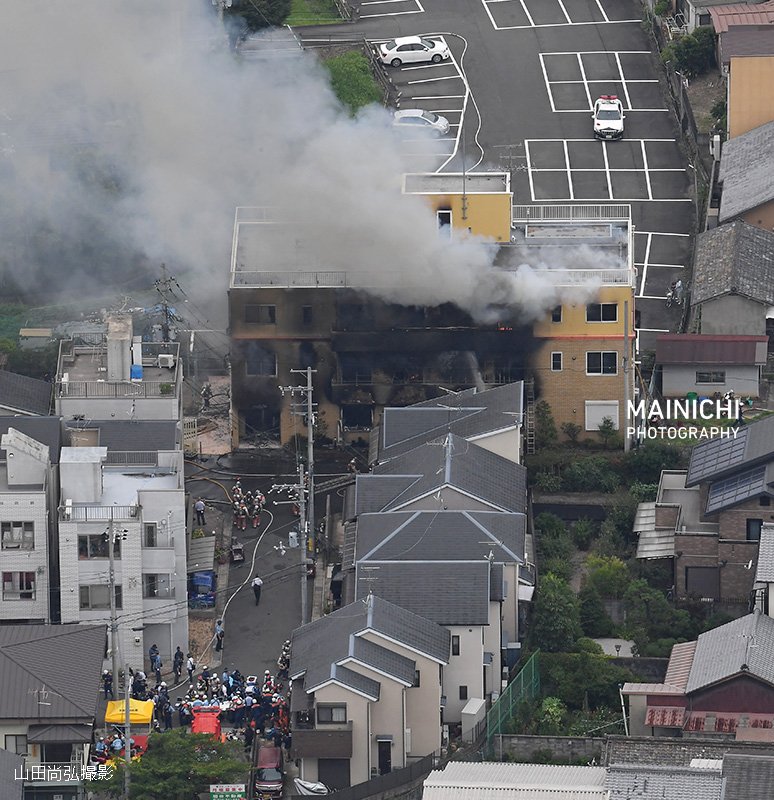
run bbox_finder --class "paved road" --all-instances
[293,0,694,351]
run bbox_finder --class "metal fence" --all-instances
[513,204,631,222]
[485,652,541,747]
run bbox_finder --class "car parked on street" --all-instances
[592,95,625,139]
[393,109,451,136]
[379,36,450,68]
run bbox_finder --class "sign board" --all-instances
[210,784,246,800]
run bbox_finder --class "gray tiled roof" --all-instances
[372,383,523,464]
[755,525,774,582]
[66,419,178,451]
[354,475,419,516]
[0,624,106,720]
[355,561,491,625]
[351,637,416,685]
[720,24,774,66]
[0,748,23,800]
[372,434,527,513]
[0,371,52,416]
[719,119,774,222]
[723,753,774,800]
[691,221,774,305]
[290,596,449,694]
[606,764,724,800]
[330,665,380,700]
[355,511,526,564]
[704,462,774,513]
[685,612,774,693]
[686,415,774,486]
[0,416,63,463]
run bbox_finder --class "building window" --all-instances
[747,519,763,542]
[2,571,35,600]
[761,497,771,507]
[79,584,122,610]
[451,635,460,656]
[302,305,313,326]
[78,533,120,559]
[317,704,347,724]
[244,304,276,324]
[698,12,711,25]
[413,670,421,687]
[551,306,562,323]
[341,404,372,431]
[437,210,452,238]
[550,352,562,372]
[586,303,618,322]
[5,735,27,756]
[142,574,171,598]
[696,371,725,384]
[245,347,277,377]
[586,351,618,375]
[1,521,34,550]
[144,523,157,548]
[459,685,468,700]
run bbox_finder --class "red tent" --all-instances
[191,707,223,739]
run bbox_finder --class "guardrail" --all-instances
[513,204,631,222]
[59,504,139,522]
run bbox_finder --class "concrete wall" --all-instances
[473,428,522,464]
[661,364,760,398]
[699,296,765,336]
[483,601,502,698]
[728,56,774,139]
[501,563,520,645]
[495,734,605,763]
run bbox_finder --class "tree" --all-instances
[537,697,567,734]
[579,584,613,637]
[530,573,581,652]
[597,416,618,448]
[585,555,631,599]
[622,441,684,484]
[100,731,245,799]
[571,518,596,551]
[562,456,620,493]
[623,579,693,654]
[223,0,291,32]
[535,400,558,448]
[561,421,582,443]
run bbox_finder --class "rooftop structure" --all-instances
[0,371,52,416]
[402,171,511,195]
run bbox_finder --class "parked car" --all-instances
[393,109,451,136]
[254,745,283,799]
[592,95,625,139]
[379,36,450,67]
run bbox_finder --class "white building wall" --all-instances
[484,601,502,698]
[501,564,519,645]
[442,625,484,723]
[0,489,50,622]
[471,428,522,464]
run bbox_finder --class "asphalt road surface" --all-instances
[295,0,694,351]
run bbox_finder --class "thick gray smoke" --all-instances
[0,2,610,323]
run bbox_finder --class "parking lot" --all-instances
[481,0,640,31]
[296,0,693,348]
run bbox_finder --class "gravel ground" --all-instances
[686,69,725,134]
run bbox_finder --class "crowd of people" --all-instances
[231,478,266,531]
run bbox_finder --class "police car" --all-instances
[592,95,625,140]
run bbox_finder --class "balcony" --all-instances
[60,503,139,522]
[291,718,353,759]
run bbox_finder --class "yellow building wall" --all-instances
[729,56,774,139]
[420,193,512,241]
[742,200,774,233]
[532,287,635,438]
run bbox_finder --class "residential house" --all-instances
[0,748,23,800]
[710,1,774,36]
[722,753,774,799]
[691,221,774,336]
[675,0,768,32]
[289,595,449,790]
[634,414,774,602]
[655,334,768,397]
[0,623,105,800]
[718,118,774,229]
[752,522,774,614]
[56,419,188,671]
[54,314,182,423]
[0,418,63,624]
[623,612,774,739]
[0,372,52,417]
[607,763,725,799]
[368,382,524,467]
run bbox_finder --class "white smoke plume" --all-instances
[0,2,615,324]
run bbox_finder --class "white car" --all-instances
[393,109,450,136]
[379,36,450,68]
[592,95,625,139]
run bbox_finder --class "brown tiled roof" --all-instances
[711,2,774,34]
[656,334,768,365]
[664,641,698,691]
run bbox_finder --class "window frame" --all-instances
[79,584,123,610]
[243,304,276,325]
[144,523,157,548]
[747,518,764,542]
[1,521,34,550]
[586,351,618,376]
[550,352,562,372]
[550,306,562,323]
[78,533,120,560]
[451,635,460,656]
[2,571,36,600]
[459,685,468,701]
[5,734,28,756]
[245,350,277,377]
[586,303,618,323]
[317,704,347,724]
[695,371,726,385]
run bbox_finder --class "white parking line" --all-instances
[615,52,632,109]
[635,231,691,236]
[531,168,686,173]
[639,232,652,297]
[576,53,593,111]
[411,95,465,99]
[359,0,424,18]
[601,141,613,200]
[640,140,653,200]
[563,140,574,199]
[524,140,536,202]
[518,0,536,27]
[555,0,572,24]
[407,75,463,84]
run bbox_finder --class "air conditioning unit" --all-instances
[157,354,175,369]
[709,134,722,162]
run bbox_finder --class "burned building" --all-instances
[228,176,635,446]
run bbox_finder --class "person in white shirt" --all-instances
[251,575,263,606]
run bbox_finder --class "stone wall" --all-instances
[494,735,605,764]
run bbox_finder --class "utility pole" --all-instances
[279,368,316,624]
[153,263,179,343]
[107,519,119,687]
[271,465,308,625]
[124,660,132,799]
[623,299,631,453]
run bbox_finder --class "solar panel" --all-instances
[687,428,749,484]
[705,464,767,513]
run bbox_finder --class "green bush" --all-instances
[535,513,573,563]
[585,555,631,599]
[561,421,582,443]
[574,637,604,655]
[579,585,614,637]
[621,441,684,484]
[540,652,636,709]
[541,557,573,583]
[325,52,382,115]
[535,471,562,493]
[224,0,291,30]
[562,456,620,493]
[529,573,581,653]
[571,518,596,550]
[663,26,716,78]
[597,417,618,448]
[623,579,694,653]
[537,697,567,735]
[630,481,658,502]
[535,401,558,448]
